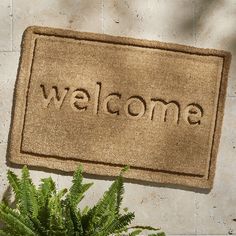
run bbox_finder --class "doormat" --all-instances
[8,26,231,189]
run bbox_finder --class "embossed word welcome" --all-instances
[40,82,203,125]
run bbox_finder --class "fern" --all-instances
[103,212,135,235]
[0,203,36,235]
[67,165,93,208]
[18,166,38,218]
[37,177,55,230]
[0,165,165,236]
[6,170,21,201]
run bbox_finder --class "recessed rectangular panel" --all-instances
[8,26,231,189]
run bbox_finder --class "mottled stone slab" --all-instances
[12,0,102,50]
[8,26,231,189]
[0,0,12,51]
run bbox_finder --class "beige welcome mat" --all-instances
[8,26,231,189]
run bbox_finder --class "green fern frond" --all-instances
[0,203,36,236]
[62,201,75,235]
[81,205,89,216]
[120,166,130,174]
[37,177,56,229]
[0,166,165,236]
[64,200,83,235]
[0,229,13,236]
[129,225,160,231]
[48,229,67,236]
[147,233,166,236]
[115,166,129,214]
[67,166,93,208]
[128,229,142,236]
[37,177,56,204]
[19,166,38,218]
[103,212,135,235]
[29,216,47,235]
[84,182,117,233]
[48,188,67,232]
[83,168,130,235]
[128,224,163,236]
[7,170,21,202]
[116,175,124,214]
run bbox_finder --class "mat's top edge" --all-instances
[23,26,232,60]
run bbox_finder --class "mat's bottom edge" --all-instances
[7,152,213,190]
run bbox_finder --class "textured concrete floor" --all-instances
[0,0,236,235]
